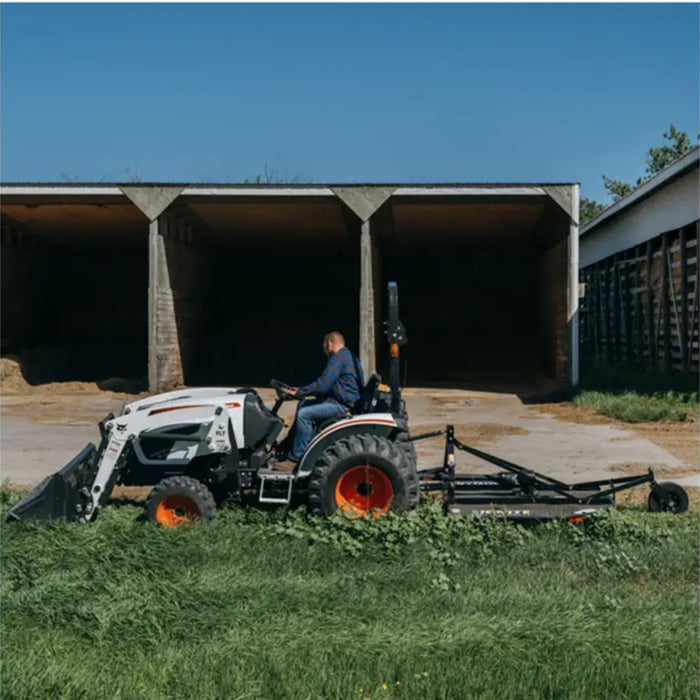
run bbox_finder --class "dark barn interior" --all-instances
[175,195,360,386]
[1,186,574,393]
[1,199,149,384]
[374,194,571,389]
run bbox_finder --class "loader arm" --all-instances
[8,395,243,522]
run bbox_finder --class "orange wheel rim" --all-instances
[335,465,393,516]
[156,495,200,527]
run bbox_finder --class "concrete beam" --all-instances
[393,186,546,196]
[121,186,185,222]
[544,185,578,225]
[148,216,184,392]
[333,187,395,223]
[180,186,334,197]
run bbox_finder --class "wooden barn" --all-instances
[579,147,699,375]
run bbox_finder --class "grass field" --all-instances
[2,492,698,700]
[574,362,699,423]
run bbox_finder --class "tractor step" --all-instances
[258,469,294,504]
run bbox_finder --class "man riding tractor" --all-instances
[275,331,364,470]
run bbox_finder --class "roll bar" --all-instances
[384,282,408,414]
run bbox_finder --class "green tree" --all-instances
[601,124,694,201]
[602,175,634,202]
[580,196,606,225]
[642,123,693,179]
[582,123,695,222]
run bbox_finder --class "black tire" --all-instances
[647,481,689,513]
[395,431,418,475]
[308,434,419,516]
[396,431,419,509]
[146,476,217,527]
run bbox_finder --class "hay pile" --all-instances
[0,355,145,396]
[0,356,31,393]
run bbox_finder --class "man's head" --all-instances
[323,331,345,357]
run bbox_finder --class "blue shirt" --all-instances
[298,346,365,408]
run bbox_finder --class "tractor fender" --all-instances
[296,413,400,478]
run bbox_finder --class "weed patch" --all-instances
[573,389,698,422]
[573,362,698,422]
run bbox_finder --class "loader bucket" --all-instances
[7,444,98,523]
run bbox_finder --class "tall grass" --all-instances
[2,491,698,699]
[574,361,698,422]
[573,389,697,422]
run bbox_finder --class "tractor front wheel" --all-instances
[308,434,419,517]
[146,476,217,527]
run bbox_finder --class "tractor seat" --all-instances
[316,374,382,433]
[353,373,381,415]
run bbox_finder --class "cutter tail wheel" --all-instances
[308,433,419,517]
[647,481,689,513]
[146,476,217,527]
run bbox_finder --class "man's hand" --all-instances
[283,386,298,396]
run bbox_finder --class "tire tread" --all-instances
[308,433,419,516]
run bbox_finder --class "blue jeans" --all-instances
[288,397,347,461]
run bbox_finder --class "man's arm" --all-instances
[297,354,342,398]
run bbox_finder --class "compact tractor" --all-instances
[8,283,689,527]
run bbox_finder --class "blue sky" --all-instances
[1,3,698,202]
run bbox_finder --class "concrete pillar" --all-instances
[332,187,395,379]
[568,184,580,386]
[120,186,184,394]
[148,216,184,392]
[359,219,375,377]
[371,230,384,372]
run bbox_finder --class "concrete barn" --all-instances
[1,183,580,394]
[579,147,699,374]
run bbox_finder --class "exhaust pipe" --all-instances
[7,444,98,523]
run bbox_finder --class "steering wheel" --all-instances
[270,379,300,401]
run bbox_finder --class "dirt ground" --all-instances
[1,364,697,507]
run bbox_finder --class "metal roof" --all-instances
[580,146,699,236]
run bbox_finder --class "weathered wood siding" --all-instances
[580,221,699,373]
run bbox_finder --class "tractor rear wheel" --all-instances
[146,476,217,527]
[308,434,419,517]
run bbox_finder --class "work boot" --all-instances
[272,459,297,472]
